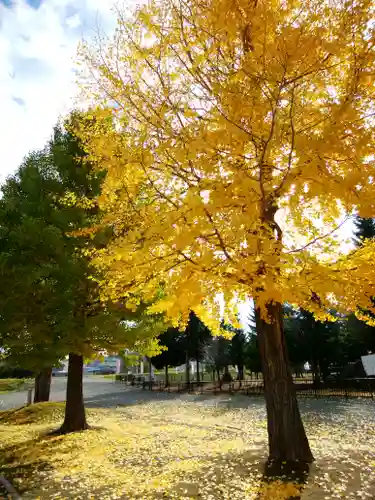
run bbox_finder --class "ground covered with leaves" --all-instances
[0,397,374,499]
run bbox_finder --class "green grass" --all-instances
[0,378,33,393]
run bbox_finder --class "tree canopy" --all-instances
[72,0,375,462]
[75,0,375,329]
[0,114,165,373]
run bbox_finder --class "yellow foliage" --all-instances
[1,400,375,498]
[74,0,375,325]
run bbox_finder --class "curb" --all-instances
[0,476,21,499]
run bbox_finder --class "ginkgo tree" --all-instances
[74,0,375,462]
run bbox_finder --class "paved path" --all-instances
[0,376,128,410]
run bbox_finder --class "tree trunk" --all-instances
[165,365,169,387]
[34,367,52,403]
[238,365,244,388]
[196,358,200,384]
[148,358,153,384]
[255,302,314,463]
[59,353,89,434]
[217,368,222,389]
[320,361,329,383]
[185,350,190,385]
[311,359,320,385]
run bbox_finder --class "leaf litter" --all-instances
[0,398,374,499]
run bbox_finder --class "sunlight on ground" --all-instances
[0,401,374,499]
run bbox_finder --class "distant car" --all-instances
[52,368,68,377]
[93,366,116,375]
[83,367,96,374]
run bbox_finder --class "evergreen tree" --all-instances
[183,311,212,384]
[151,327,186,386]
[353,216,375,244]
[345,215,375,362]
[0,113,164,432]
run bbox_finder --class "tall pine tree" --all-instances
[0,112,165,432]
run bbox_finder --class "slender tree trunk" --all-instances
[185,350,190,385]
[165,365,169,387]
[148,358,153,385]
[320,361,329,383]
[311,359,320,385]
[217,368,221,389]
[238,365,244,388]
[59,353,89,434]
[34,367,52,403]
[255,302,314,463]
[196,358,200,384]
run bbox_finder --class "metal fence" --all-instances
[138,377,375,399]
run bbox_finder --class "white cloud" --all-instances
[0,0,121,183]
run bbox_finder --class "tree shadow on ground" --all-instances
[1,417,371,500]
[0,434,61,495]
[83,387,266,409]
[0,431,310,500]
[159,451,310,500]
[83,388,375,428]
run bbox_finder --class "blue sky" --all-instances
[0,0,118,183]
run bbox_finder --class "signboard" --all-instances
[361,354,375,376]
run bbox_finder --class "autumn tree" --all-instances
[75,0,375,463]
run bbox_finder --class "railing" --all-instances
[115,371,375,399]
[139,377,375,399]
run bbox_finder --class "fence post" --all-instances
[27,388,33,406]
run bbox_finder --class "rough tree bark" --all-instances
[58,353,89,433]
[255,302,314,463]
[196,358,200,384]
[34,367,52,403]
